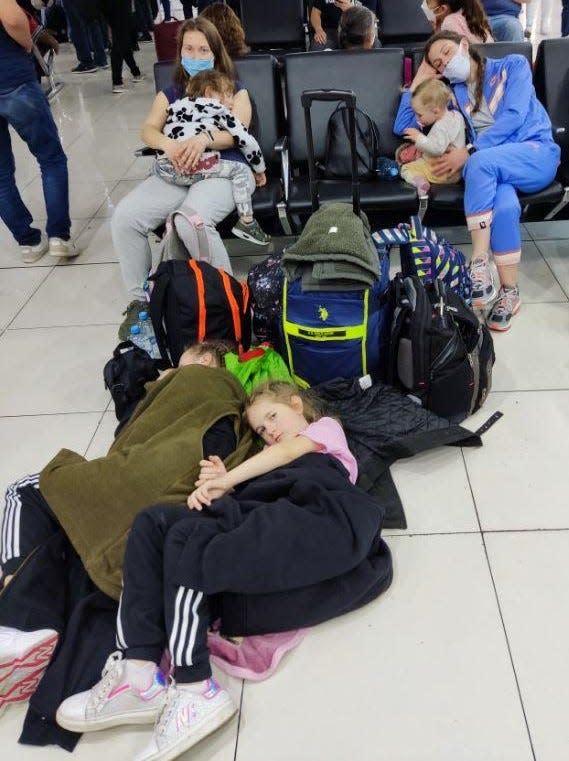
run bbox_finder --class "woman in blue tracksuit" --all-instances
[394,30,560,331]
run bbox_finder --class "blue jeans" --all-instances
[63,0,107,67]
[562,0,569,36]
[489,13,524,42]
[0,81,70,246]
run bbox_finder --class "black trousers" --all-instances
[100,0,141,86]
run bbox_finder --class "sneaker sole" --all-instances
[56,703,163,733]
[231,228,270,246]
[486,300,522,332]
[0,633,58,686]
[48,249,80,259]
[21,251,48,264]
[138,700,237,761]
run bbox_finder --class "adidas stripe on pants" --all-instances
[0,475,60,577]
[116,504,212,683]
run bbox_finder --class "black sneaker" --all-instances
[118,299,147,341]
[71,63,98,74]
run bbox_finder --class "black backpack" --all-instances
[388,275,495,423]
[322,103,380,179]
[103,341,161,436]
[148,259,251,367]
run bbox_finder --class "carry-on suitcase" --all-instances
[153,17,182,62]
[278,89,391,387]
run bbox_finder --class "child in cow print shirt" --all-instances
[155,70,270,246]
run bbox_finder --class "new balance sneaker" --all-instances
[113,84,126,94]
[0,626,58,709]
[132,74,145,84]
[231,218,271,246]
[20,235,49,264]
[486,285,521,332]
[469,256,497,308]
[49,238,80,258]
[118,298,147,340]
[56,652,167,733]
[134,678,236,761]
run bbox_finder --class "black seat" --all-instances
[150,56,285,225]
[411,40,533,76]
[378,0,431,49]
[283,49,418,223]
[240,0,308,52]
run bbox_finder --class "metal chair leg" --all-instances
[544,187,569,220]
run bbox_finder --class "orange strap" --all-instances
[219,269,242,345]
[188,260,206,342]
[240,280,250,314]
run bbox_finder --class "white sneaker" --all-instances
[48,237,80,258]
[135,678,237,761]
[0,626,58,708]
[20,236,49,264]
[56,652,167,733]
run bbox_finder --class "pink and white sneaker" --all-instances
[0,626,58,710]
[56,652,167,733]
[134,678,237,761]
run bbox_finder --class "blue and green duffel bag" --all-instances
[279,246,391,388]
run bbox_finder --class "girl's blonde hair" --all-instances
[245,381,323,424]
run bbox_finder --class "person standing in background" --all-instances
[480,0,528,41]
[62,0,108,72]
[310,0,379,50]
[99,0,143,93]
[0,0,79,262]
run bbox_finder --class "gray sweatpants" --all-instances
[111,174,235,301]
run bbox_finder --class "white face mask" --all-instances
[421,0,436,23]
[443,43,471,84]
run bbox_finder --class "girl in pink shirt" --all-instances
[422,0,494,43]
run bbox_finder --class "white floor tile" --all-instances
[387,447,478,535]
[12,264,127,329]
[0,325,115,415]
[534,239,569,297]
[463,391,569,530]
[0,413,102,506]
[490,303,569,391]
[85,410,117,458]
[525,220,569,240]
[64,130,141,183]
[486,531,569,761]
[70,218,118,265]
[95,180,143,219]
[0,268,51,331]
[237,534,532,761]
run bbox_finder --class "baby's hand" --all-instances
[403,128,422,143]
[255,171,266,187]
[187,477,229,510]
[158,367,175,380]
[196,455,227,485]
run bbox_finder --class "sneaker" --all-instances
[48,237,80,258]
[56,652,167,733]
[112,84,126,94]
[134,678,236,761]
[231,218,271,246]
[486,285,521,332]
[139,33,153,43]
[20,235,48,264]
[71,63,98,74]
[132,74,145,84]
[119,299,147,341]
[0,627,58,709]
[469,256,496,308]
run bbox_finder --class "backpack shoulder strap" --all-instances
[148,267,172,364]
[218,268,243,350]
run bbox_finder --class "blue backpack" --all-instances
[374,216,472,303]
[279,242,391,388]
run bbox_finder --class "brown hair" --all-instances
[444,0,493,42]
[185,70,235,99]
[182,339,237,367]
[338,6,376,50]
[412,78,452,110]
[424,30,486,112]
[246,381,323,425]
[173,17,236,92]
[200,2,250,59]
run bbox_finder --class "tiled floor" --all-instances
[1,22,569,761]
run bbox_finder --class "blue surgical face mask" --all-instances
[443,44,471,84]
[181,56,214,77]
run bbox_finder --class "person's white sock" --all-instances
[124,659,158,690]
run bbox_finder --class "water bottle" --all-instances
[129,311,161,359]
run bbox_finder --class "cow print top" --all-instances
[163,96,266,173]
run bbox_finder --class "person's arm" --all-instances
[0,0,33,52]
[310,6,327,44]
[187,435,318,509]
[141,91,177,151]
[394,60,440,135]
[219,107,267,173]
[474,56,534,151]
[414,119,454,157]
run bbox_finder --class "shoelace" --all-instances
[491,288,519,317]
[156,681,179,736]
[88,651,123,711]
[470,258,492,290]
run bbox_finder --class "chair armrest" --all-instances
[553,126,569,149]
[274,136,290,201]
[135,147,161,157]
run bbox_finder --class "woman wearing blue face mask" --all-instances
[394,30,560,332]
[112,18,253,339]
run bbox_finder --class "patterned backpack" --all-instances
[374,215,472,303]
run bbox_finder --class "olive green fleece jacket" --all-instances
[39,366,255,600]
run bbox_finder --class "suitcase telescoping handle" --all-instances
[300,89,361,217]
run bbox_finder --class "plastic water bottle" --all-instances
[129,311,161,359]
